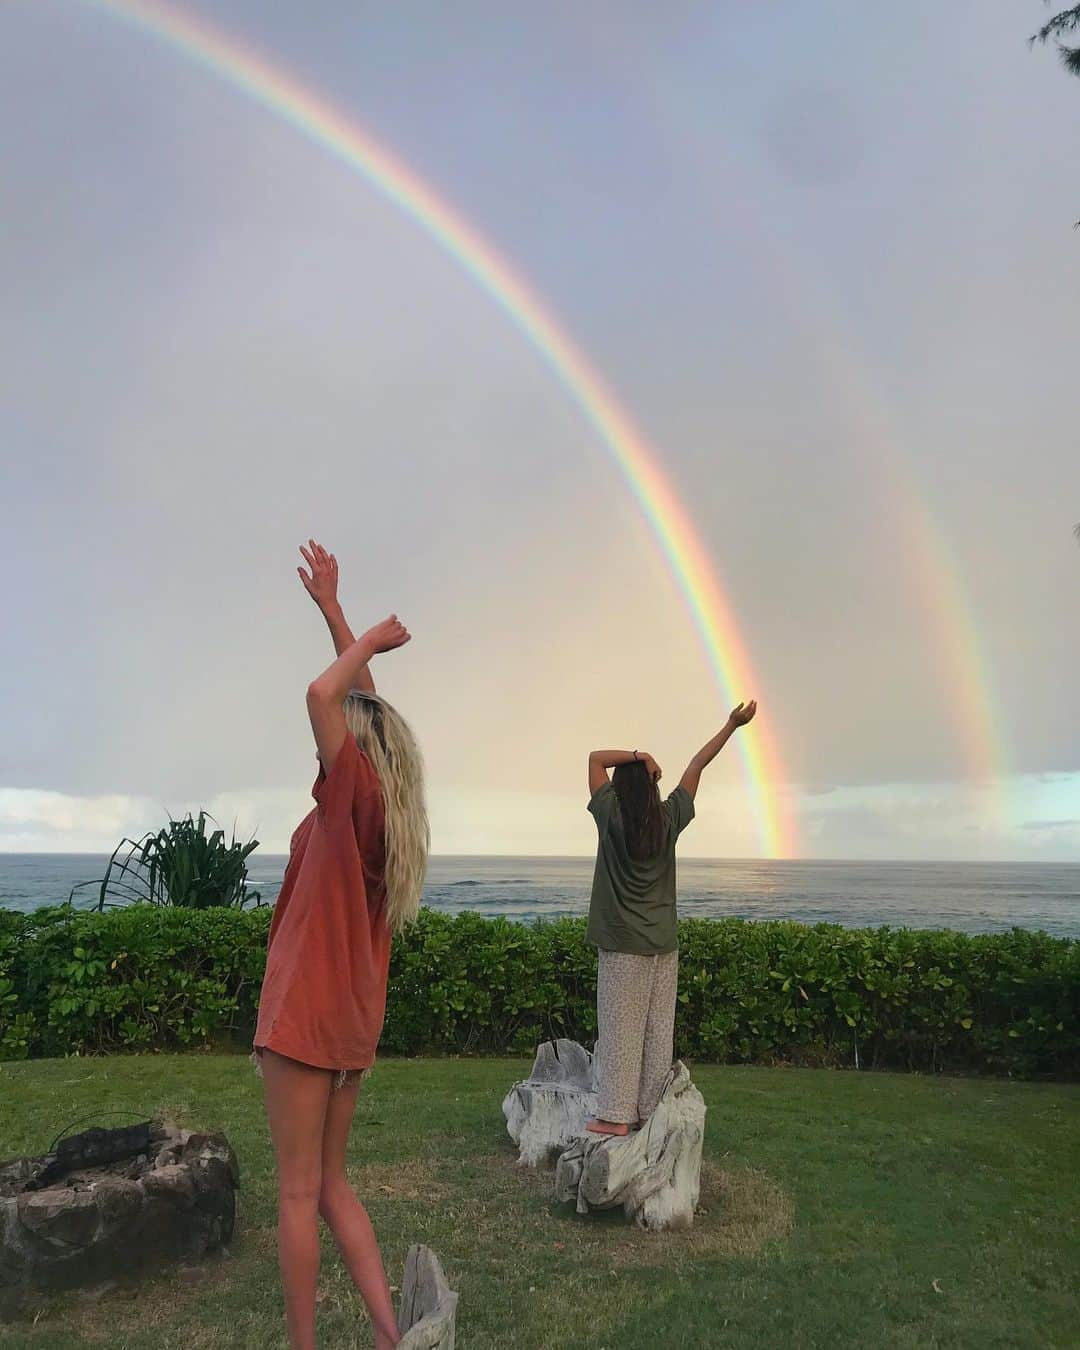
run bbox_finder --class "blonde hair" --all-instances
[343,691,429,933]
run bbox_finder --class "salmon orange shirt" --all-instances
[254,733,391,1072]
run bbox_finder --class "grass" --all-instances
[0,1056,1078,1349]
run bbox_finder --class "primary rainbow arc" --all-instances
[76,0,796,856]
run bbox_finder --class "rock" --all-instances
[397,1245,458,1350]
[190,1157,237,1247]
[0,1157,48,1198]
[554,1060,706,1231]
[0,1119,238,1302]
[179,1132,215,1156]
[17,1189,100,1249]
[0,1198,25,1287]
[182,1133,240,1188]
[502,1039,599,1167]
[142,1166,196,1208]
[91,1177,142,1225]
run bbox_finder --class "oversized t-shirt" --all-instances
[253,734,391,1072]
[585,781,695,955]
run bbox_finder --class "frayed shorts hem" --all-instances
[250,1048,371,1092]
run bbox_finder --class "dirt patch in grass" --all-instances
[500,1153,794,1265]
[348,1158,454,1204]
[614,1162,795,1264]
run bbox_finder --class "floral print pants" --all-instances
[594,948,679,1125]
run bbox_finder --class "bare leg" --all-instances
[261,1049,332,1350]
[319,1076,400,1349]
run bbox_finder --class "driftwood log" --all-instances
[397,1244,458,1350]
[555,1060,706,1231]
[501,1039,598,1167]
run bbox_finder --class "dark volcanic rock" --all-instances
[0,1122,238,1313]
[17,1189,100,1249]
[143,1165,197,1208]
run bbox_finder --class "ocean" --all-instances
[1,854,1077,937]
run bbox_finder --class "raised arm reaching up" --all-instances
[298,539,375,694]
[588,749,661,795]
[305,615,410,773]
[678,700,758,800]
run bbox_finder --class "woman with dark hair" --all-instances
[584,701,757,1136]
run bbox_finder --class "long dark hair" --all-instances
[611,760,665,862]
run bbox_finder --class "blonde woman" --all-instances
[253,541,429,1350]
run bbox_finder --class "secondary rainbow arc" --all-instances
[75,0,797,856]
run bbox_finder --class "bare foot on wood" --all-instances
[586,1118,631,1137]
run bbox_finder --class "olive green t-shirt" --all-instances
[585,781,695,955]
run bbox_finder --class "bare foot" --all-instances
[586,1118,630,1136]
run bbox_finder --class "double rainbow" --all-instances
[72,0,796,856]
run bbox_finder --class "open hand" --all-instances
[298,540,338,610]
[363,614,411,654]
[729,700,757,727]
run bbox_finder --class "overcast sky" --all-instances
[2,0,1077,860]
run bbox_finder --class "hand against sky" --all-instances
[729,700,757,727]
[298,539,338,610]
[363,614,411,654]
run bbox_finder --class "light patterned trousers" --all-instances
[594,948,679,1125]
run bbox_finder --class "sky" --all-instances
[1,0,1078,860]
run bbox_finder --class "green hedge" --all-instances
[1,906,1078,1077]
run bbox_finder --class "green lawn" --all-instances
[1,1056,1078,1349]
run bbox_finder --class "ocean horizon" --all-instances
[2,853,1077,939]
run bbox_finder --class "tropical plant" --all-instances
[68,812,262,911]
[1031,5,1080,77]
[1031,6,1080,225]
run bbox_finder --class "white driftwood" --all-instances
[397,1244,458,1350]
[502,1039,598,1167]
[554,1060,706,1231]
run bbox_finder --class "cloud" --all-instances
[2,773,1078,863]
[0,787,307,855]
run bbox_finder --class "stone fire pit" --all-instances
[0,1120,238,1305]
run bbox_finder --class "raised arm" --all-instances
[588,749,661,795]
[298,539,375,694]
[678,701,758,800]
[306,615,410,772]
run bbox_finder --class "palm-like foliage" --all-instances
[1030,8,1080,225]
[1031,5,1080,76]
[69,812,262,911]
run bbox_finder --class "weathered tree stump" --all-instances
[501,1039,598,1167]
[554,1060,706,1231]
[397,1244,458,1349]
